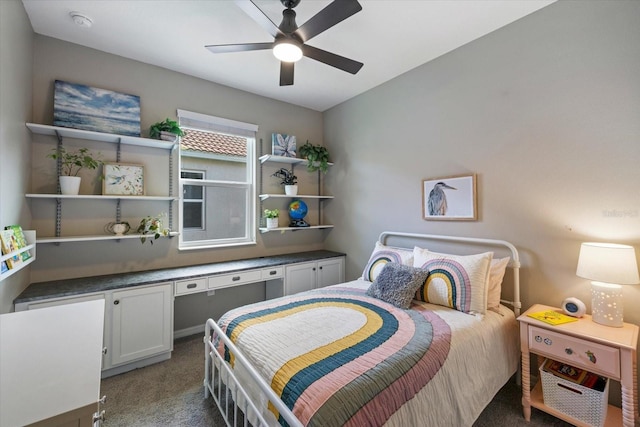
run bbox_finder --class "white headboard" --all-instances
[378,231,522,316]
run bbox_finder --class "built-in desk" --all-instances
[13,250,345,377]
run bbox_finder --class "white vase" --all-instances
[285,185,298,196]
[159,131,178,142]
[266,217,279,229]
[59,176,81,195]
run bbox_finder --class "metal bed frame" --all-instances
[204,231,521,427]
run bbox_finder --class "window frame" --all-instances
[181,169,205,230]
[177,110,257,250]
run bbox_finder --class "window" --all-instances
[181,170,204,229]
[178,110,257,249]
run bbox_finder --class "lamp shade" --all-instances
[576,242,639,285]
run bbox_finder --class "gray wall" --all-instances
[323,0,640,398]
[0,0,33,314]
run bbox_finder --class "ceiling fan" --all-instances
[206,0,364,86]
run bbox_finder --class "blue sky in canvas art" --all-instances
[53,80,141,136]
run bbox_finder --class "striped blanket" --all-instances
[216,284,452,426]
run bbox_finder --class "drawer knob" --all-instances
[543,338,552,345]
[535,335,542,343]
[232,276,241,281]
[565,348,573,355]
[586,350,597,363]
[269,270,277,275]
[187,283,197,289]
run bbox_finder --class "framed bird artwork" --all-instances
[422,174,477,221]
[103,163,145,196]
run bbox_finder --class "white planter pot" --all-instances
[266,217,279,229]
[59,176,81,195]
[159,131,178,142]
[284,185,298,196]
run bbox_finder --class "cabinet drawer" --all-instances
[262,266,283,280]
[208,270,262,290]
[175,278,207,296]
[529,325,620,378]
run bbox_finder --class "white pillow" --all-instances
[413,246,492,314]
[362,241,414,282]
[487,257,510,313]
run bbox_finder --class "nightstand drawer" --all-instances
[175,278,207,295]
[529,326,620,378]
[208,270,263,290]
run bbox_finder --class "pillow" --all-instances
[487,257,510,313]
[413,247,493,314]
[366,262,428,309]
[362,241,414,282]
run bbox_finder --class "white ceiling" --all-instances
[22,0,555,112]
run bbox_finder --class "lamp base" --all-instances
[591,282,624,327]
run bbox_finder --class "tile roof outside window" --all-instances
[181,128,247,157]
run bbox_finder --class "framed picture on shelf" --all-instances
[422,174,477,221]
[103,163,145,196]
[272,133,296,157]
[53,80,141,137]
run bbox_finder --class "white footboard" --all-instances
[204,318,303,427]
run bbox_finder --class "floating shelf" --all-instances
[36,231,179,244]
[259,194,334,201]
[259,154,333,167]
[259,225,334,234]
[26,194,178,201]
[0,230,36,282]
[26,123,177,151]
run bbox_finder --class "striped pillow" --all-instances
[413,247,492,315]
[362,241,414,282]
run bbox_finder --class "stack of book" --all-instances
[542,359,607,392]
[1,225,32,272]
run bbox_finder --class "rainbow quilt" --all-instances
[216,285,452,426]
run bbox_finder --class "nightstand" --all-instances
[518,304,639,427]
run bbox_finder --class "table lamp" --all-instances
[576,242,639,327]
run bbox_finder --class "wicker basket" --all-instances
[539,361,609,427]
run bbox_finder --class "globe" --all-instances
[288,199,308,220]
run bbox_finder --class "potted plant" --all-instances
[149,118,185,142]
[272,168,298,195]
[263,209,279,229]
[298,141,330,173]
[47,146,102,195]
[137,213,170,244]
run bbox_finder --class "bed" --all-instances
[204,232,522,427]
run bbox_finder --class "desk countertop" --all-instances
[15,250,345,305]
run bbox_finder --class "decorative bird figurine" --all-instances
[428,182,457,215]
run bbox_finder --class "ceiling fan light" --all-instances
[273,42,302,62]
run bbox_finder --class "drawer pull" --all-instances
[565,348,573,355]
[186,283,197,289]
[544,338,552,345]
[535,335,542,343]
[269,270,277,275]
[232,276,241,281]
[586,350,597,363]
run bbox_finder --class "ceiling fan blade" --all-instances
[296,0,362,42]
[302,44,363,75]
[234,0,284,39]
[280,62,294,86]
[206,42,274,54]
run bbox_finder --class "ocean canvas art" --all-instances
[53,80,141,137]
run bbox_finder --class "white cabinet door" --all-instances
[284,257,345,295]
[317,257,344,288]
[284,262,317,295]
[109,283,173,367]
